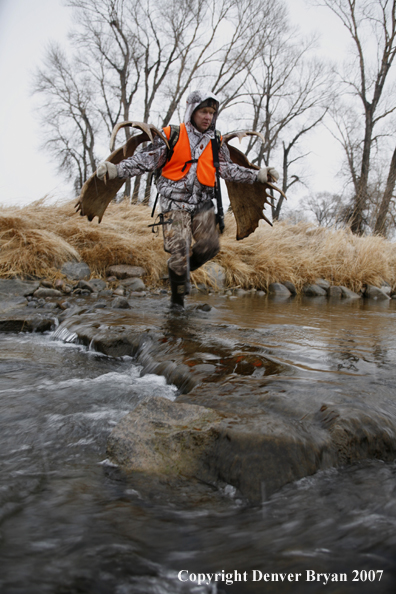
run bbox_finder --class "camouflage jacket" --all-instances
[116,121,258,213]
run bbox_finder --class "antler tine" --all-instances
[262,212,273,227]
[222,130,265,145]
[110,121,133,151]
[110,121,153,151]
[265,192,276,206]
[110,121,169,151]
[266,181,287,200]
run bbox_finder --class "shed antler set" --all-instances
[76,122,286,240]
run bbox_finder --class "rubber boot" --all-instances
[189,252,202,272]
[168,265,187,309]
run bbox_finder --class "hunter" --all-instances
[96,90,279,308]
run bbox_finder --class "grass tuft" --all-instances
[0,199,395,291]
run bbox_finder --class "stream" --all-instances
[0,294,396,593]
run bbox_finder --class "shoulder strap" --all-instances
[152,124,180,191]
[167,125,180,162]
[211,130,221,169]
[211,130,225,233]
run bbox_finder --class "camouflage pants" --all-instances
[163,204,220,277]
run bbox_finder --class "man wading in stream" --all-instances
[96,91,279,309]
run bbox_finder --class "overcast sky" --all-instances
[0,0,350,208]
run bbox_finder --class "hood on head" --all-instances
[184,90,220,131]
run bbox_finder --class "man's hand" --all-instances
[96,161,118,181]
[257,167,279,183]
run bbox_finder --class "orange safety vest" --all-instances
[161,123,219,187]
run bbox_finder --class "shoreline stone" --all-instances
[281,281,296,294]
[106,265,146,279]
[303,284,327,297]
[365,285,390,300]
[33,288,63,299]
[61,261,91,280]
[268,282,291,297]
[340,286,361,299]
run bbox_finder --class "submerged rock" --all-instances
[107,396,223,479]
[0,297,28,312]
[0,314,55,333]
[108,390,396,503]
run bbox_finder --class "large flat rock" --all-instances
[108,383,396,503]
[0,297,28,313]
[0,313,56,333]
[107,396,223,480]
[0,279,39,299]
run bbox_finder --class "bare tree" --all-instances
[314,0,396,235]
[127,0,280,203]
[32,44,99,191]
[35,0,283,202]
[374,146,396,234]
[235,29,334,220]
[306,191,345,226]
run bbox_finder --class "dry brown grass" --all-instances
[1,198,395,292]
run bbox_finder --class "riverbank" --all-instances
[1,199,396,293]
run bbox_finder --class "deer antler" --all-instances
[223,129,287,240]
[110,121,169,153]
[76,121,170,223]
[222,130,265,146]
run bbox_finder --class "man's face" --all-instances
[192,107,216,133]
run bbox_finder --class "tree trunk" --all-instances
[141,173,153,206]
[124,179,131,201]
[131,176,141,204]
[272,143,288,220]
[349,106,374,235]
[374,147,396,235]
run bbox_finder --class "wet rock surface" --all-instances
[0,312,56,333]
[107,396,223,479]
[0,279,39,297]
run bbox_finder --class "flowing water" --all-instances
[0,294,396,593]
